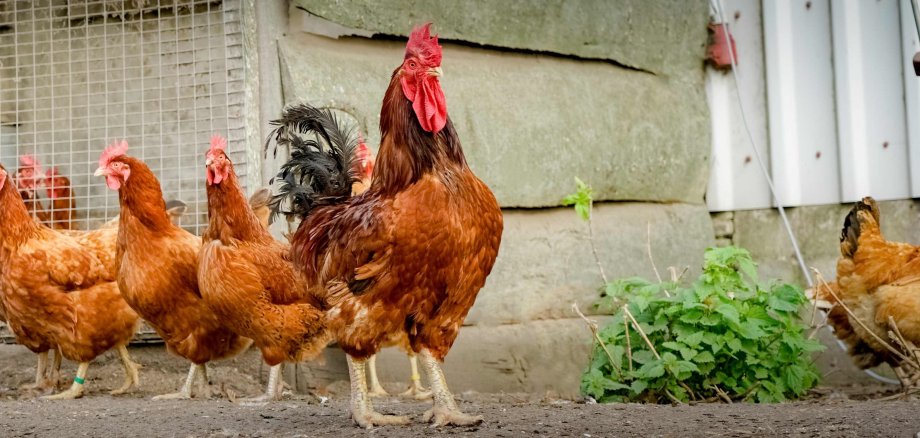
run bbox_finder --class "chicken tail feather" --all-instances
[264,104,360,221]
[840,196,880,259]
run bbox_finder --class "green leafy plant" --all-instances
[564,180,824,403]
[562,177,593,221]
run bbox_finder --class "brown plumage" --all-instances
[0,165,139,399]
[95,145,251,399]
[270,24,503,427]
[197,135,327,402]
[818,197,920,381]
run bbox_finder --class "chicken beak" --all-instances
[93,167,106,177]
[205,157,213,167]
[428,66,443,78]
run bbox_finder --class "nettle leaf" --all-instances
[715,304,741,325]
[630,379,648,395]
[580,245,821,404]
[679,331,705,347]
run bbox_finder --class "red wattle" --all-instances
[401,75,446,133]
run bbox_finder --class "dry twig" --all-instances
[572,303,622,378]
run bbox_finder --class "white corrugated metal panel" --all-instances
[903,0,920,197]
[706,0,773,212]
[709,0,917,211]
[764,0,840,207]
[833,0,910,203]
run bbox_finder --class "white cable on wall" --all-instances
[711,0,899,386]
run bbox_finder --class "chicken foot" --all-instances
[419,349,482,427]
[42,362,89,400]
[21,350,62,392]
[153,363,208,400]
[20,351,50,391]
[347,355,410,429]
[399,354,432,400]
[110,345,140,395]
[367,355,390,397]
[239,363,285,406]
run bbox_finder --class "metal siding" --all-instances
[833,0,910,203]
[903,0,920,197]
[706,0,773,212]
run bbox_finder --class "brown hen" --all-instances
[94,140,252,400]
[0,165,140,399]
[818,197,920,386]
[198,135,328,404]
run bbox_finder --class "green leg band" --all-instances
[74,376,85,385]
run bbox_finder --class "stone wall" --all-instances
[268,0,714,397]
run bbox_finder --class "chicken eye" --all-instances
[408,61,417,69]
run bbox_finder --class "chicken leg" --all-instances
[399,354,432,400]
[367,355,390,397]
[50,349,62,390]
[240,363,285,406]
[20,351,50,391]
[419,349,482,427]
[152,363,205,400]
[347,355,410,429]
[42,362,89,400]
[110,345,140,395]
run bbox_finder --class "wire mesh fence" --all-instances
[0,0,246,234]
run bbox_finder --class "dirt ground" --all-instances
[1,345,919,437]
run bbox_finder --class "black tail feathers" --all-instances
[265,104,361,221]
[840,196,880,258]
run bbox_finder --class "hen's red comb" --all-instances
[210,134,227,154]
[99,139,129,169]
[45,167,60,178]
[19,154,42,171]
[406,23,442,66]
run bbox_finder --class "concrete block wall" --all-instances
[268,0,714,397]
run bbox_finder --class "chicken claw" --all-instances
[21,351,53,392]
[347,355,410,429]
[366,355,391,398]
[419,349,482,427]
[42,362,89,400]
[110,345,140,395]
[239,363,284,406]
[152,363,203,401]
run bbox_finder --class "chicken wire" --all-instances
[0,0,247,234]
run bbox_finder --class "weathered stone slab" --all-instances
[467,202,715,326]
[277,33,710,207]
[291,0,709,76]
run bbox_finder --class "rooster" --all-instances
[351,140,430,400]
[818,197,920,387]
[269,23,503,427]
[0,164,140,399]
[94,140,252,400]
[198,134,328,404]
[44,167,75,230]
[15,155,50,224]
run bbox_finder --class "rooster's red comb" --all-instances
[406,23,442,67]
[210,134,227,154]
[19,154,41,170]
[99,139,129,169]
